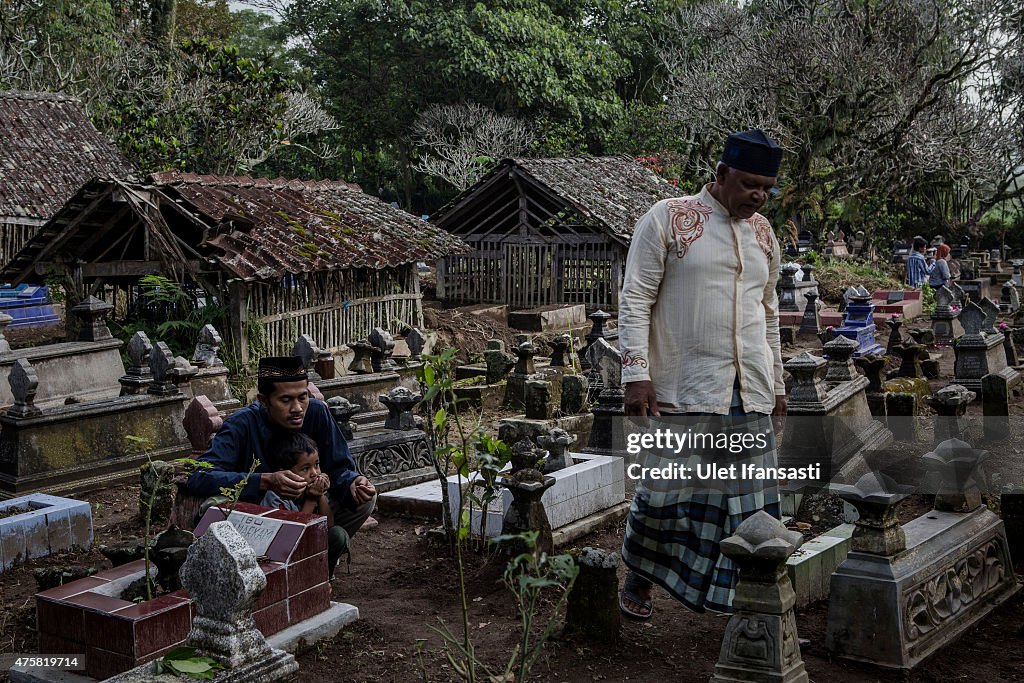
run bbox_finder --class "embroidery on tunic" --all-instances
[750,214,774,261]
[667,199,713,258]
[621,350,648,369]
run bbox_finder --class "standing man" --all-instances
[906,236,932,288]
[187,356,377,578]
[617,130,787,619]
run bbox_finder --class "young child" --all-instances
[261,432,349,578]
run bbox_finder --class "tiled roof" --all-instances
[511,157,679,238]
[0,90,135,219]
[150,171,467,279]
[431,156,679,239]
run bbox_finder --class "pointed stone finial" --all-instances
[922,438,991,512]
[183,395,223,455]
[292,334,322,382]
[586,310,611,347]
[833,472,914,555]
[71,295,114,342]
[327,396,360,440]
[547,334,572,367]
[192,324,223,368]
[406,328,427,360]
[380,386,422,430]
[785,352,828,403]
[148,341,179,395]
[8,358,41,418]
[824,335,859,382]
[347,339,374,374]
[119,331,153,395]
[537,428,576,473]
[368,328,396,372]
[513,340,537,375]
[712,511,808,682]
[933,286,954,315]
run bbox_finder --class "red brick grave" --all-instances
[35,503,331,680]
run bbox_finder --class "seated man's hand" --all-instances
[349,475,376,505]
[261,470,307,499]
[624,380,660,428]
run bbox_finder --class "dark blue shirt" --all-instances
[186,399,360,509]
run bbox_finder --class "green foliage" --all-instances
[921,281,936,316]
[812,257,903,305]
[154,647,225,680]
[111,275,225,359]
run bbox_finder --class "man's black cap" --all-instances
[721,129,783,177]
[258,356,307,382]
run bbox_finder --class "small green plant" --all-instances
[921,281,936,316]
[213,458,262,521]
[153,646,224,679]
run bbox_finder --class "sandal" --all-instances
[619,571,654,621]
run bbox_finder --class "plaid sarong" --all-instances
[621,409,781,613]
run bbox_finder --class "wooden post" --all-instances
[228,279,249,366]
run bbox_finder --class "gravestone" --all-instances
[498,453,556,556]
[1004,328,1020,367]
[826,440,1019,669]
[347,339,374,374]
[980,297,1000,334]
[930,285,962,345]
[797,291,821,340]
[779,263,816,313]
[585,310,611,349]
[327,396,360,440]
[953,299,1018,392]
[183,396,223,457]
[884,392,918,443]
[380,386,421,430]
[855,354,888,419]
[1011,260,1023,286]
[547,334,572,367]
[950,280,966,306]
[894,341,927,379]
[98,350,142,402]
[564,547,620,643]
[292,334,322,382]
[71,296,114,342]
[833,286,883,356]
[524,379,553,420]
[506,340,538,407]
[1000,283,1020,314]
[192,325,223,368]
[560,374,588,415]
[7,358,40,418]
[586,339,625,454]
[368,328,397,372]
[711,511,808,683]
[824,335,858,383]
[178,521,298,677]
[982,373,1011,442]
[928,385,975,446]
[148,342,179,396]
[483,340,516,385]
[885,317,904,356]
[537,427,576,473]
[406,327,427,360]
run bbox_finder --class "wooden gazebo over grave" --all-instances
[430,156,679,311]
[0,91,135,267]
[0,172,466,362]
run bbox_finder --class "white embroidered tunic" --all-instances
[618,185,785,414]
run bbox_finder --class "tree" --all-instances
[411,103,534,190]
[659,0,1024,237]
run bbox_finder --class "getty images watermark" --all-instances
[623,426,822,483]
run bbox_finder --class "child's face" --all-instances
[290,450,321,487]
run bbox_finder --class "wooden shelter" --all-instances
[0,91,135,267]
[431,156,678,310]
[0,172,466,360]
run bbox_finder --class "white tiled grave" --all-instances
[0,493,92,571]
[379,453,625,538]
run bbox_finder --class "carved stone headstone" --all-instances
[292,334,322,382]
[380,386,421,430]
[347,340,374,374]
[564,547,620,643]
[483,340,516,385]
[921,438,989,513]
[928,385,975,446]
[119,331,154,395]
[499,467,555,557]
[855,353,887,418]
[537,428,575,473]
[894,341,927,379]
[547,334,571,368]
[586,339,625,453]
[183,395,223,455]
[524,379,553,420]
[152,526,195,593]
[1000,283,1020,314]
[71,295,114,342]
[982,372,1012,442]
[785,352,828,404]
[824,335,859,383]
[711,511,808,683]
[513,340,537,375]
[179,521,298,676]
[0,312,12,354]
[950,280,966,306]
[833,472,913,555]
[148,341,179,396]
[405,327,427,360]
[560,374,588,415]
[327,396,361,440]
[7,358,41,418]
[980,297,1000,335]
[1004,327,1020,367]
[797,291,820,339]
[585,310,611,349]
[368,327,397,372]
[884,317,904,356]
[192,324,224,368]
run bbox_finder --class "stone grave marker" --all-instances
[71,295,114,342]
[524,379,553,420]
[564,547,620,643]
[148,342,179,396]
[120,331,154,395]
[928,385,975,445]
[483,340,516,385]
[347,339,374,374]
[292,334,322,382]
[0,311,12,354]
[406,327,427,360]
[192,324,224,368]
[368,327,397,372]
[8,358,41,418]
[380,386,421,430]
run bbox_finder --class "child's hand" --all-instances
[307,473,330,497]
